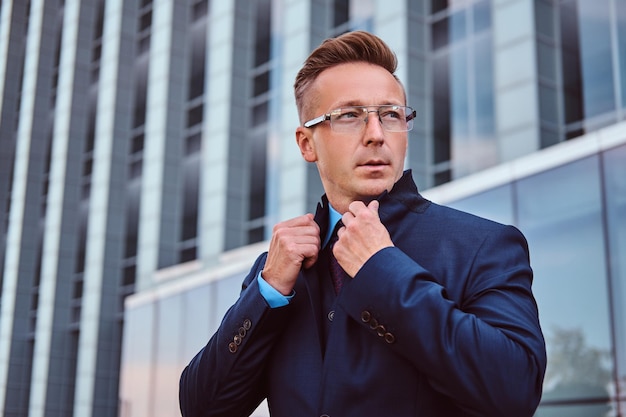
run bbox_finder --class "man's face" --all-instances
[296,62,409,213]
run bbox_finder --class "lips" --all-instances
[360,159,388,167]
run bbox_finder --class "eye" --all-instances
[335,108,361,120]
[380,109,403,120]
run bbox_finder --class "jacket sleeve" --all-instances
[179,253,292,417]
[339,224,547,417]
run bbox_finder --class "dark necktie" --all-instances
[328,221,348,294]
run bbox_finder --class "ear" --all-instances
[295,126,317,162]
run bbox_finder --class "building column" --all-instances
[0,1,28,277]
[199,1,238,261]
[135,0,188,290]
[73,0,136,416]
[0,0,58,413]
[493,0,541,160]
[29,2,96,416]
[275,0,314,221]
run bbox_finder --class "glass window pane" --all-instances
[254,0,271,66]
[616,0,626,115]
[472,0,490,33]
[559,0,584,126]
[154,295,183,417]
[214,273,248,323]
[119,303,154,416]
[450,10,466,44]
[182,284,213,361]
[448,184,514,226]
[433,54,451,164]
[474,35,494,137]
[516,156,613,404]
[432,18,449,50]
[248,131,266,222]
[188,21,206,99]
[187,104,203,128]
[578,0,615,118]
[535,0,555,39]
[602,144,626,399]
[534,401,613,417]
[334,0,349,27]
[431,0,448,15]
[253,71,270,97]
[181,155,200,242]
[451,47,469,140]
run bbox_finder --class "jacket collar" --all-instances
[313,169,430,234]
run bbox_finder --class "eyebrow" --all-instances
[330,100,405,109]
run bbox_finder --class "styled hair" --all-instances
[294,31,400,123]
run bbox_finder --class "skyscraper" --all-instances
[1,0,624,416]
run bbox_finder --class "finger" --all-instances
[302,251,319,269]
[283,212,315,227]
[347,200,367,216]
[340,211,353,228]
[367,199,380,214]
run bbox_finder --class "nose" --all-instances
[363,110,385,144]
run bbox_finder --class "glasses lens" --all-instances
[329,106,414,133]
[330,108,365,132]
[379,106,409,132]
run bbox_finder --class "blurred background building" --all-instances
[0,0,624,416]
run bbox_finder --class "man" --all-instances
[179,30,546,417]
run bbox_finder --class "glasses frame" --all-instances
[303,105,417,132]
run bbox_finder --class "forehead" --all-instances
[310,62,406,110]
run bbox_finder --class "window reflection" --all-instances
[602,144,626,403]
[154,295,183,417]
[447,184,514,226]
[559,0,584,137]
[430,1,495,180]
[534,401,612,417]
[516,156,613,404]
[616,1,626,114]
[577,0,615,120]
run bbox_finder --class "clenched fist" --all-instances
[333,200,394,278]
[261,214,320,295]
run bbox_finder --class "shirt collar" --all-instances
[322,204,342,249]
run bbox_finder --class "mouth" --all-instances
[359,159,389,168]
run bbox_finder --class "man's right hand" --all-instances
[261,213,320,295]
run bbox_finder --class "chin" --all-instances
[357,181,393,199]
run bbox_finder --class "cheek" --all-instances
[317,146,350,175]
[392,140,408,160]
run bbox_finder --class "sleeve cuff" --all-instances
[257,272,294,308]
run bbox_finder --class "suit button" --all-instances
[375,325,386,337]
[228,341,237,353]
[234,335,242,345]
[361,311,371,323]
[384,332,396,344]
[243,319,252,330]
[327,310,335,321]
[238,327,247,337]
[369,317,379,329]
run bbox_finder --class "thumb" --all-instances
[368,199,380,215]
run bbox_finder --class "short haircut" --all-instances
[294,30,401,123]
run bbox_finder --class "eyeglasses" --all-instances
[303,105,416,133]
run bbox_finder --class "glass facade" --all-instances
[120,138,626,416]
[2,0,626,415]
[449,143,626,416]
[430,0,496,183]
[120,271,247,417]
[551,0,626,139]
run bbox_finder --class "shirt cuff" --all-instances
[257,272,294,308]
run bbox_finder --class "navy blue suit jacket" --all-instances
[180,171,546,417]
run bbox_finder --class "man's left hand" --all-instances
[333,200,394,278]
